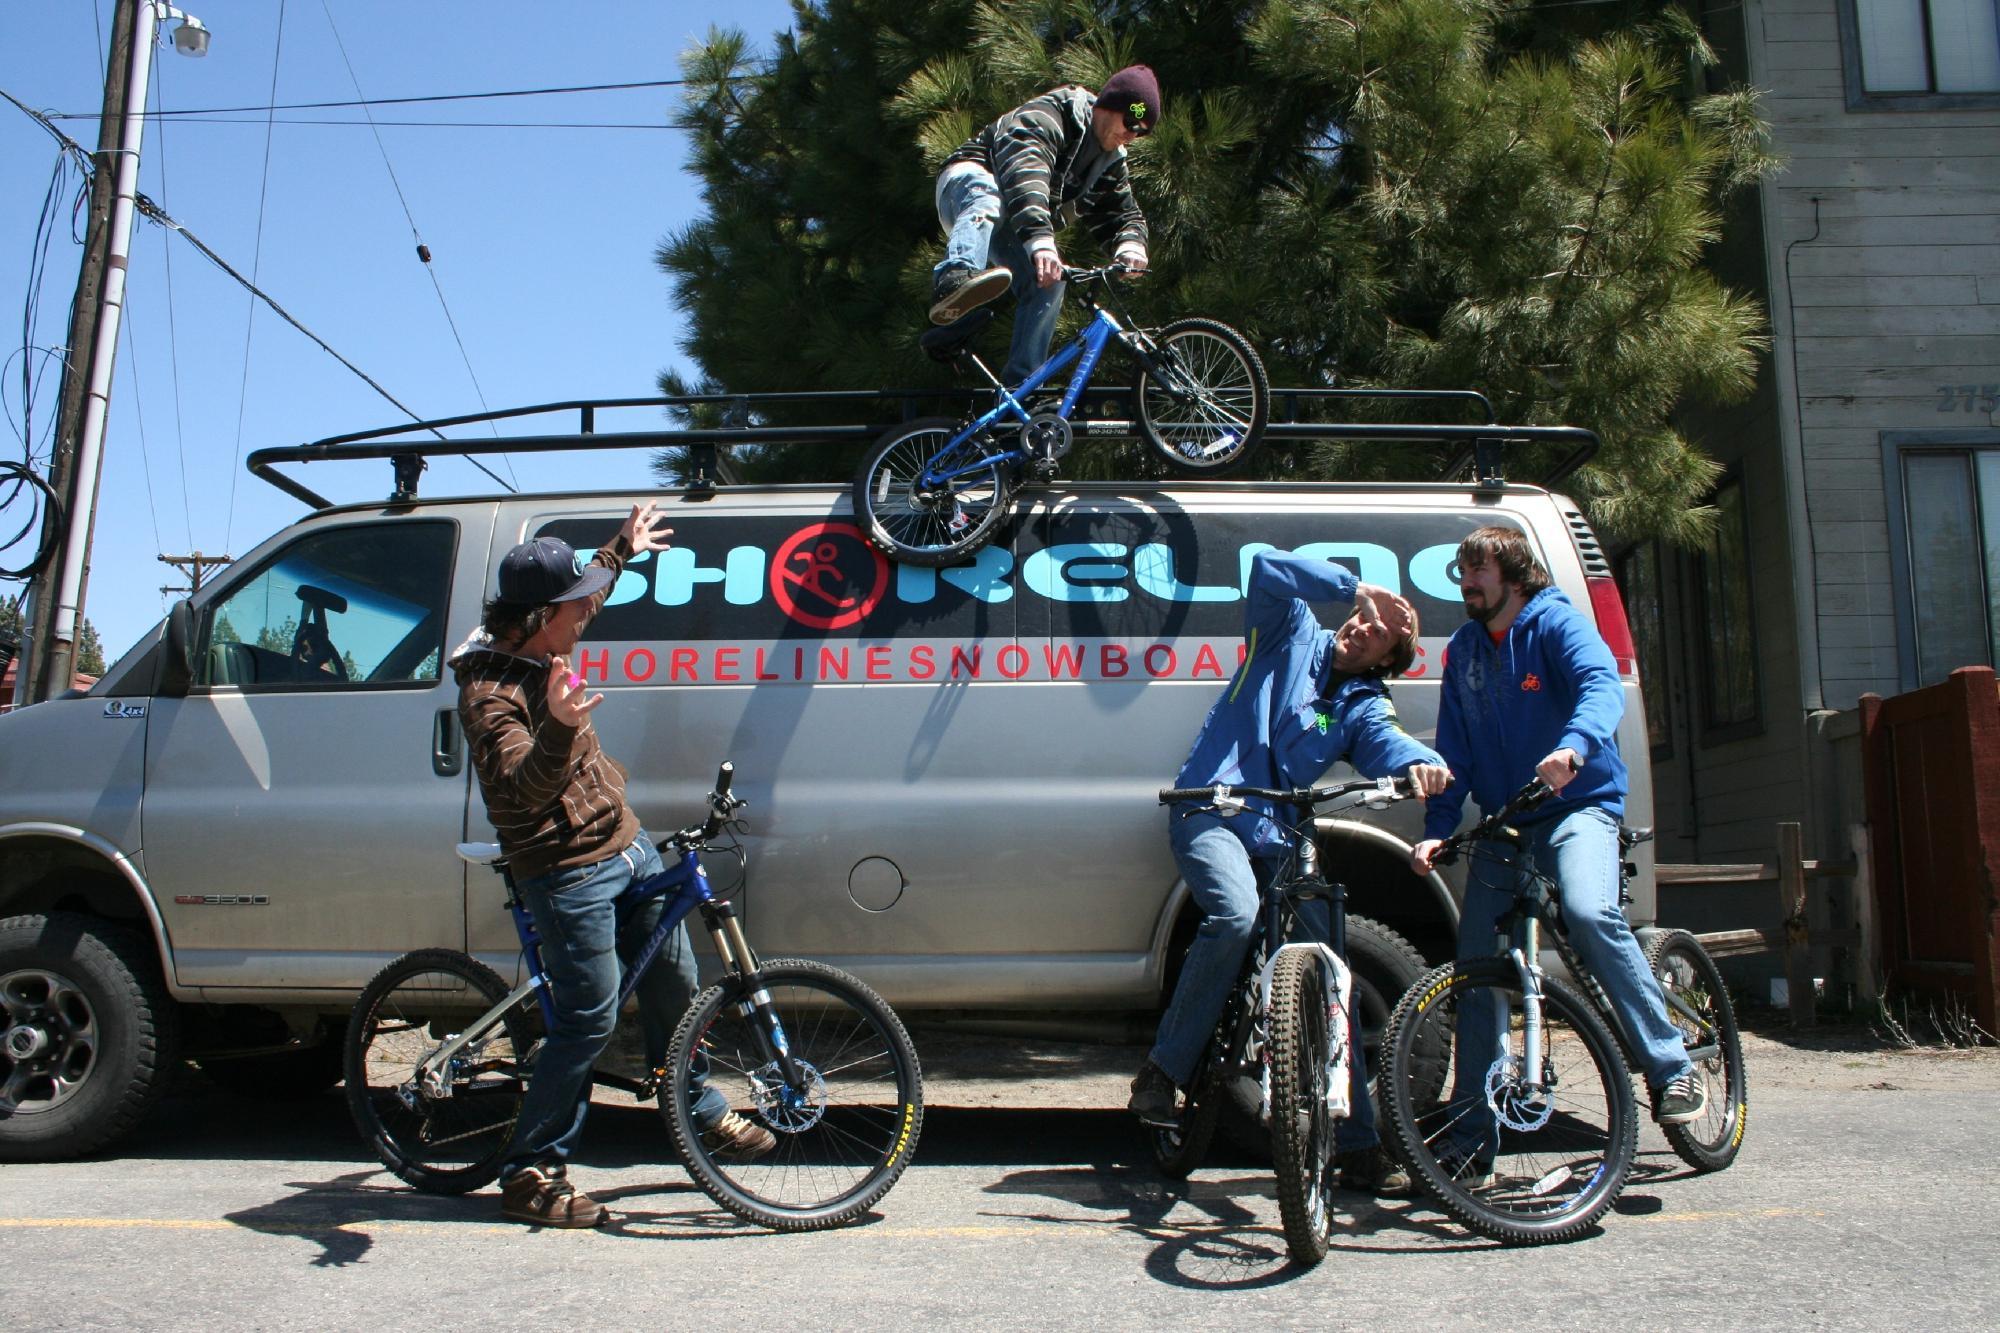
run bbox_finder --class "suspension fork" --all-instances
[1508,912,1549,1090]
[700,900,809,1090]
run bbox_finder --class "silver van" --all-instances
[0,400,1653,1159]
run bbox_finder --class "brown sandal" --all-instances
[500,1163,606,1228]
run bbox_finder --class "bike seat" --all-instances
[1620,826,1655,851]
[455,841,505,866]
[919,307,996,363]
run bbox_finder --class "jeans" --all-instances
[1151,810,1381,1153]
[935,161,1065,385]
[500,831,726,1177]
[1448,805,1691,1156]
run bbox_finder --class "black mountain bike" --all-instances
[1379,780,1748,1245]
[1151,775,1427,1266]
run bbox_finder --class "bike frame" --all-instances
[415,836,790,1098]
[918,305,1128,489]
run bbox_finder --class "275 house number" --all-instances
[1936,384,1999,412]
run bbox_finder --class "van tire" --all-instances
[0,912,180,1161]
[1342,915,1429,1120]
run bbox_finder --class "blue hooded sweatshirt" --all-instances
[1175,551,1444,857]
[1421,584,1627,842]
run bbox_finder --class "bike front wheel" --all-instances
[664,958,924,1231]
[343,949,536,1194]
[1132,318,1269,476]
[1268,946,1344,1265]
[853,417,1014,566]
[1645,929,1748,1172]
[1381,958,1637,1245]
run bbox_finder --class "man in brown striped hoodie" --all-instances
[452,502,773,1227]
[927,64,1159,385]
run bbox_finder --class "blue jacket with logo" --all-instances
[1421,585,1627,841]
[1175,551,1443,857]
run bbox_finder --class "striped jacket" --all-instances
[945,85,1148,259]
[451,534,639,881]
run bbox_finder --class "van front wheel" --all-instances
[0,912,179,1161]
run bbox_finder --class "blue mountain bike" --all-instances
[854,265,1269,566]
[342,763,924,1232]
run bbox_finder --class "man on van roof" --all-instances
[451,503,774,1228]
[1410,525,1704,1180]
[926,65,1157,384]
[1135,549,1450,1195]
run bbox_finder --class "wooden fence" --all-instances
[1658,821,1861,1029]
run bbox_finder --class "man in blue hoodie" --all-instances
[1132,549,1450,1195]
[1410,526,1702,1176]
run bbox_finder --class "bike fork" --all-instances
[1509,916,1548,1090]
[702,902,808,1090]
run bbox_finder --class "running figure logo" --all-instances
[769,522,889,631]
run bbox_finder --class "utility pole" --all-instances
[16,0,209,708]
[157,550,231,598]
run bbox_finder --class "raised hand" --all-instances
[619,500,675,557]
[545,654,603,728]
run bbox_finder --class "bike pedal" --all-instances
[1137,1112,1182,1130]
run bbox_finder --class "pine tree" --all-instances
[655,0,1776,542]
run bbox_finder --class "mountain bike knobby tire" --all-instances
[853,417,1014,566]
[1645,929,1748,1173]
[1269,947,1344,1265]
[1381,958,1637,1246]
[1132,318,1269,476]
[664,958,924,1231]
[344,949,535,1195]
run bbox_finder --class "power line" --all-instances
[46,76,693,120]
[76,116,677,129]
[318,0,516,491]
[224,0,290,553]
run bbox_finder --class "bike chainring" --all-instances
[1484,1055,1555,1132]
[1020,412,1073,481]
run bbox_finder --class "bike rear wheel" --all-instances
[1381,958,1636,1245]
[1269,946,1343,1265]
[1645,929,1748,1172]
[853,417,1014,566]
[665,958,924,1231]
[343,949,535,1194]
[1132,318,1269,475]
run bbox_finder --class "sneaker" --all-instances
[1432,1142,1497,1191]
[929,265,1012,325]
[1652,1071,1708,1125]
[1334,1144,1412,1197]
[500,1162,606,1228]
[701,1110,777,1161]
[1126,1060,1179,1125]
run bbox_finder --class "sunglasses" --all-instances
[1123,110,1153,137]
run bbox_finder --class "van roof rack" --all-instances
[246,387,1600,510]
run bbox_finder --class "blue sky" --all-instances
[2,0,801,665]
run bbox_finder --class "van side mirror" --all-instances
[157,600,196,698]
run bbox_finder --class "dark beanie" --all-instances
[1099,65,1161,129]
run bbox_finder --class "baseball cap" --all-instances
[1099,65,1161,134]
[496,536,612,606]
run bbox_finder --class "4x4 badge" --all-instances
[102,701,147,719]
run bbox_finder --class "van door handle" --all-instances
[433,708,464,777]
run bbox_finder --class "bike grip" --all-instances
[1158,787,1210,804]
[715,762,734,797]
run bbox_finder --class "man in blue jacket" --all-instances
[1410,526,1702,1178]
[1133,549,1450,1195]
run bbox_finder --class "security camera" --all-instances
[171,15,210,57]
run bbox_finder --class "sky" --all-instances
[1,0,802,667]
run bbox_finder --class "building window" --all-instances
[1843,1,2000,104]
[1615,541,1672,755]
[1894,444,2000,687]
[1696,476,1760,734]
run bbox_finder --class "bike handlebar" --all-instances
[1428,778,1556,866]
[1159,775,1416,809]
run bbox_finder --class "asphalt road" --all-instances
[3,1026,1996,1330]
